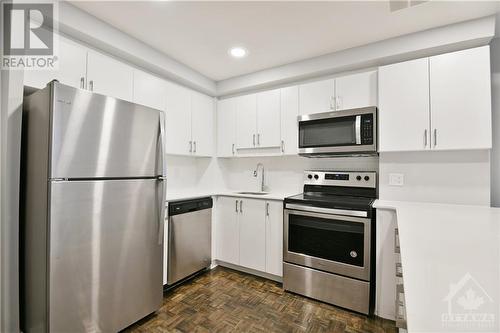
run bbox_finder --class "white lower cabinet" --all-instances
[216,197,240,265]
[239,199,266,271]
[265,201,283,276]
[216,196,283,277]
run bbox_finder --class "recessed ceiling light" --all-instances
[229,47,247,58]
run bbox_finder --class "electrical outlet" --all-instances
[389,173,404,186]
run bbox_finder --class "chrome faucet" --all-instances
[254,163,265,192]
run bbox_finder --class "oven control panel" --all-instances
[304,171,376,188]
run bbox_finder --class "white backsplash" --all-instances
[166,154,379,195]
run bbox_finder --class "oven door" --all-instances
[298,107,376,155]
[284,206,371,281]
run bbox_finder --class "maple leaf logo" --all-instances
[457,289,484,310]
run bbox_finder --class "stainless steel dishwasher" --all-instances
[167,197,212,285]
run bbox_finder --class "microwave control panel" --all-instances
[361,114,374,145]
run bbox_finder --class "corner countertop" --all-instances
[165,189,297,203]
[374,200,500,332]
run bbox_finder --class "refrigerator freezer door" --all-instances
[48,179,163,332]
[50,83,163,178]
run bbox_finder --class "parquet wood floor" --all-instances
[124,266,396,333]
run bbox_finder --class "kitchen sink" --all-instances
[236,191,269,195]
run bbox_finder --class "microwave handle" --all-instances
[355,115,361,145]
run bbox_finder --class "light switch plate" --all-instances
[389,173,404,186]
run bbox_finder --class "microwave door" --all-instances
[297,107,377,156]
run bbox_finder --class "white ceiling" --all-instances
[70,1,499,81]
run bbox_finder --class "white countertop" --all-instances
[166,189,297,203]
[374,200,500,333]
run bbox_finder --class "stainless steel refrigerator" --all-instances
[21,81,166,332]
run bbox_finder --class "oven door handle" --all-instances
[355,115,362,145]
[285,203,368,218]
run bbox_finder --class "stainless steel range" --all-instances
[283,170,377,315]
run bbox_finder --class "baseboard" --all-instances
[214,260,283,283]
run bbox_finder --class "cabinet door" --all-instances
[86,50,134,102]
[217,98,237,157]
[191,92,214,157]
[280,86,299,155]
[430,46,492,150]
[335,71,378,110]
[133,70,166,110]
[378,58,430,152]
[298,79,334,115]
[265,201,283,276]
[165,81,192,155]
[256,89,281,147]
[236,94,257,149]
[24,35,87,89]
[239,199,266,272]
[216,197,240,265]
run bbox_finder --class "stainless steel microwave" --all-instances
[298,106,377,157]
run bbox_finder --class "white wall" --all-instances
[379,150,491,205]
[0,70,23,333]
[209,155,378,194]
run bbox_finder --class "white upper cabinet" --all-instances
[216,197,240,265]
[280,85,299,155]
[191,92,215,157]
[86,50,134,102]
[239,199,266,272]
[379,46,492,153]
[24,35,87,90]
[165,81,192,155]
[236,94,258,149]
[217,98,237,157]
[335,71,378,110]
[256,89,281,148]
[379,58,430,152]
[299,79,335,115]
[430,46,492,150]
[265,201,283,276]
[133,70,166,110]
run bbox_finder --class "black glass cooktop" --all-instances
[285,192,375,212]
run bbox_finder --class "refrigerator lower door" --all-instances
[48,179,163,332]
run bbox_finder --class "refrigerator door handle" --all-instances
[159,111,167,177]
[158,111,167,245]
[158,178,166,245]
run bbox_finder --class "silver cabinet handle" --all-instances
[232,143,235,155]
[235,200,238,212]
[193,141,197,153]
[266,202,269,217]
[189,141,193,153]
[281,140,285,153]
[433,129,437,147]
[336,96,342,110]
[253,134,256,146]
[239,200,243,213]
[89,80,94,91]
[424,129,428,147]
[257,133,260,146]
[80,77,85,89]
